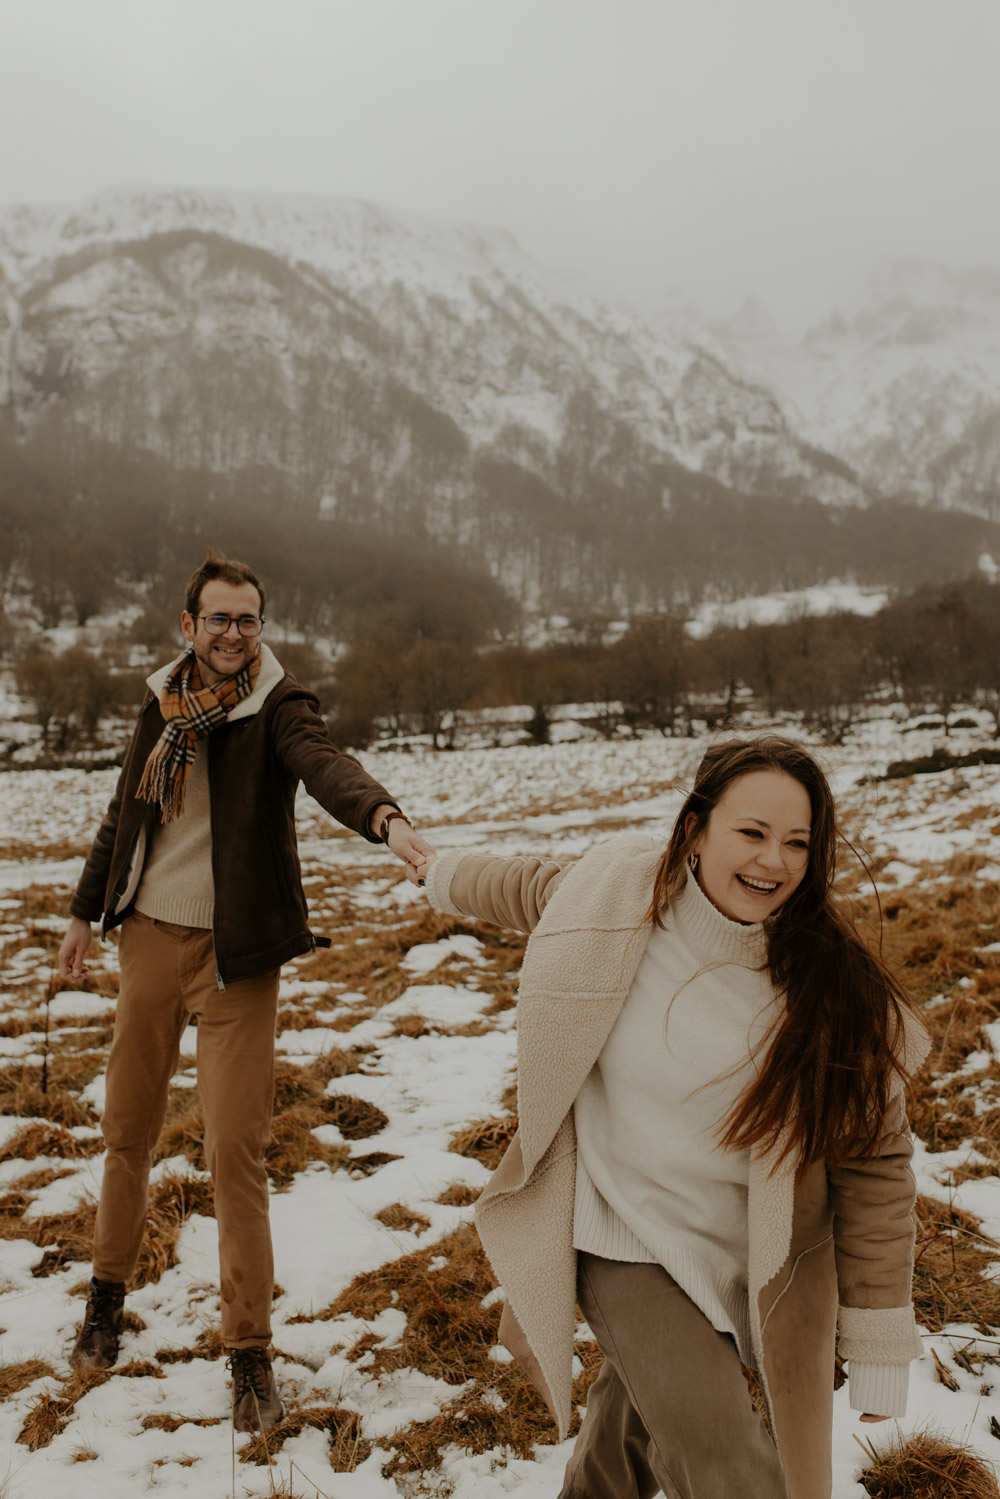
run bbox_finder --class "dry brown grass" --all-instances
[141,1412,224,1431]
[309,1045,375,1082]
[0,1169,216,1284]
[154,1325,226,1364]
[0,1014,38,1039]
[9,1165,76,1192]
[0,1358,56,1398]
[912,1195,1000,1333]
[267,1103,350,1188]
[116,1359,165,1378]
[0,1066,96,1129]
[16,1367,108,1450]
[152,1057,389,1187]
[153,1088,206,1169]
[70,1445,99,1462]
[315,1221,599,1472]
[239,1405,371,1469]
[375,1203,431,1235]
[851,876,1000,1172]
[0,839,90,863]
[449,1115,518,1171]
[325,1094,389,1140]
[857,1428,1000,1497]
[133,1172,217,1287]
[435,1183,480,1207]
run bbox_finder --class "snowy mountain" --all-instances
[699,262,1000,517]
[1,190,998,614]
[0,186,860,509]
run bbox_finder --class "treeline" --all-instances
[326,575,1000,749]
[7,573,1000,758]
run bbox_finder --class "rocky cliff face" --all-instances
[702,262,1000,517]
[0,187,863,485]
[1,190,997,613]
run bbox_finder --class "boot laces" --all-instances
[85,1283,123,1337]
[228,1347,271,1401]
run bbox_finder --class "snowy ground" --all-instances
[1,726,999,1497]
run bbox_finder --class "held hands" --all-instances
[58,917,94,981]
[371,805,436,887]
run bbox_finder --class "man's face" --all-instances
[181,579,263,686]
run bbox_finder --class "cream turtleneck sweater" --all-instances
[572,868,908,1418]
[573,869,776,1363]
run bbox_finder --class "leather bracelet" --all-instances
[379,810,412,844]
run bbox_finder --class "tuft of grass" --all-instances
[0,1171,215,1284]
[266,1102,350,1188]
[9,1166,76,1192]
[133,1171,217,1287]
[911,1195,1000,1333]
[325,1094,389,1141]
[153,1089,206,1169]
[449,1115,518,1171]
[309,1046,375,1083]
[0,1358,56,1399]
[154,1325,226,1364]
[141,1412,224,1431]
[0,1067,96,1129]
[375,1203,430,1235]
[857,1426,1000,1497]
[435,1183,480,1207]
[16,1367,108,1450]
[320,1222,599,1472]
[346,1150,401,1177]
[239,1405,370,1469]
[0,1122,103,1161]
[70,1446,99,1462]
[115,1359,164,1379]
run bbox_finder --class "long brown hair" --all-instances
[648,735,913,1169]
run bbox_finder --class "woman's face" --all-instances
[687,769,813,924]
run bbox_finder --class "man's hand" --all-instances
[370,804,436,886]
[58,917,94,981]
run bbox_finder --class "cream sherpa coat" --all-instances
[427,835,930,1499]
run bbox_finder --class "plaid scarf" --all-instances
[136,647,262,823]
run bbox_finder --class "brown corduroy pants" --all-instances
[93,912,279,1349]
[559,1253,790,1499]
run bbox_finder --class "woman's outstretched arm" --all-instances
[424,849,570,933]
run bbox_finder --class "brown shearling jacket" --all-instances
[70,645,397,983]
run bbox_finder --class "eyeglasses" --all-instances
[197,614,265,637]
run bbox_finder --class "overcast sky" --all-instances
[2,0,998,330]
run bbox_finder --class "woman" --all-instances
[418,736,928,1499]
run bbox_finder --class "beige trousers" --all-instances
[93,911,279,1349]
[559,1254,790,1499]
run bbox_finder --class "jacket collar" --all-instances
[145,642,285,721]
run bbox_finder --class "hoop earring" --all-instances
[689,853,699,874]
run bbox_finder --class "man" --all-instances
[58,549,433,1432]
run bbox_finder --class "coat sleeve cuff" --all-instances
[425,847,472,917]
[848,1361,910,1417]
[837,1303,923,1363]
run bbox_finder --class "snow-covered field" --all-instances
[1,728,999,1497]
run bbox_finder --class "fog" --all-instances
[2,0,999,330]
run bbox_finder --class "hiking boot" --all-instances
[72,1277,125,1370]
[228,1347,284,1433]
